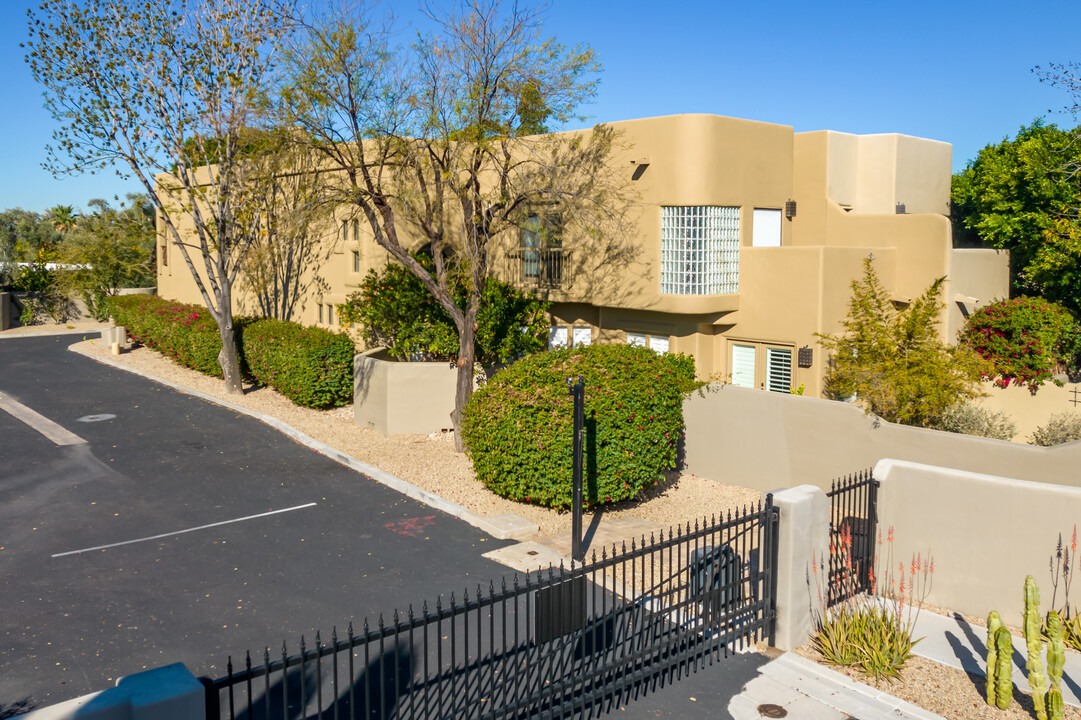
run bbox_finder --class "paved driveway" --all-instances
[0,335,513,709]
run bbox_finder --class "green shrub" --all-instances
[1029,412,1081,446]
[240,319,354,408]
[105,295,356,409]
[960,297,1081,391]
[461,344,696,509]
[931,403,1016,441]
[106,294,222,375]
[338,257,549,364]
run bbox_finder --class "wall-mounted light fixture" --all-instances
[895,203,906,214]
[798,346,813,368]
[785,200,797,219]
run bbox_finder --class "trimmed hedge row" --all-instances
[461,343,699,510]
[105,295,355,408]
[240,318,355,409]
[106,294,222,375]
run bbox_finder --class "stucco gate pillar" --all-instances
[766,484,830,651]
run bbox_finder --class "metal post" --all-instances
[567,375,585,563]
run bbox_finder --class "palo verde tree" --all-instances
[280,0,632,449]
[25,0,294,393]
[818,258,987,427]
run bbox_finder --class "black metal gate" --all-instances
[825,470,878,607]
[204,497,779,720]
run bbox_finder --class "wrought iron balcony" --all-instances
[511,246,564,289]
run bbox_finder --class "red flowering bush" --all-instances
[461,344,698,509]
[959,297,1081,391]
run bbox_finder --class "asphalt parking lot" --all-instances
[0,335,514,710]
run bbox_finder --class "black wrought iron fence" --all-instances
[825,470,879,607]
[204,497,779,720]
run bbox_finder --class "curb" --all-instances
[67,341,532,541]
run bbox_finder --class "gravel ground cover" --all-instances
[59,333,1080,718]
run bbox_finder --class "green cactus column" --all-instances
[1047,610,1066,720]
[1024,576,1048,720]
[994,626,1014,710]
[986,611,1003,706]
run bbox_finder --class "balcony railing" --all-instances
[511,247,564,289]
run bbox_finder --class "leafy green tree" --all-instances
[339,258,549,365]
[279,0,633,449]
[819,258,987,427]
[26,0,294,395]
[0,209,61,265]
[950,121,1081,304]
[54,195,157,319]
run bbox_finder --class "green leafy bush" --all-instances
[338,258,549,364]
[240,319,354,408]
[106,294,222,375]
[461,344,696,509]
[1029,412,1081,446]
[931,403,1016,441]
[106,295,355,408]
[960,297,1081,391]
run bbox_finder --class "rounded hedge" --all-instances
[959,296,1081,390]
[461,344,698,509]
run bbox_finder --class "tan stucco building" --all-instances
[156,113,1009,399]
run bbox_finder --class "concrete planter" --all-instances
[354,350,461,435]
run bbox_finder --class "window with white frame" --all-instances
[660,206,740,295]
[752,208,782,247]
[766,347,792,393]
[572,326,592,347]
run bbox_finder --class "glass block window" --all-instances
[627,332,647,348]
[660,206,740,295]
[572,326,592,347]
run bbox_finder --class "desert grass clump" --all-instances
[811,525,932,682]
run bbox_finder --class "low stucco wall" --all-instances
[875,459,1081,626]
[354,354,458,435]
[682,384,1081,491]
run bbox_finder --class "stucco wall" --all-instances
[875,459,1081,626]
[682,384,1081,492]
[977,381,1081,442]
[354,354,458,435]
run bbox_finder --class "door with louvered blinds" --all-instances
[731,344,755,388]
[766,347,793,393]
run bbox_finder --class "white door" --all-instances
[731,344,756,388]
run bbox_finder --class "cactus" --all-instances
[986,611,1003,706]
[994,626,1014,710]
[1024,576,1049,720]
[1048,690,1064,720]
[1047,610,1066,720]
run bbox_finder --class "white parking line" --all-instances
[0,391,86,446]
[52,502,318,557]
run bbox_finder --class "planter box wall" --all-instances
[354,353,458,435]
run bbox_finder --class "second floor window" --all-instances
[660,206,740,295]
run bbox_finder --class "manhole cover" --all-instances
[756,704,787,718]
[77,414,116,423]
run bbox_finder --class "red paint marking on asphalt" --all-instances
[384,516,437,537]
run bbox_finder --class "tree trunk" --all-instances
[217,314,244,396]
[451,318,477,453]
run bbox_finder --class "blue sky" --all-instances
[2,0,1079,214]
